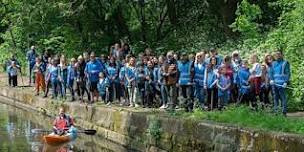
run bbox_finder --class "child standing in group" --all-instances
[237,60,252,105]
[97,72,110,104]
[33,57,46,96]
[204,63,218,110]
[217,66,231,109]
[8,61,19,87]
[67,58,77,101]
[260,63,270,107]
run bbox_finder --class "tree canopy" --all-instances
[0,0,304,109]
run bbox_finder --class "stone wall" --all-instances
[0,87,304,152]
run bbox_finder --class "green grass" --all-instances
[172,106,304,134]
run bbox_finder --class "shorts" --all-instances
[89,81,98,92]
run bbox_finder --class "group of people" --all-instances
[5,43,291,115]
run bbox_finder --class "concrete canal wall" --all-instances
[0,86,304,152]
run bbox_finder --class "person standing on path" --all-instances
[26,46,38,86]
[85,52,104,103]
[269,50,291,116]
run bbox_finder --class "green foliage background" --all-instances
[0,0,303,110]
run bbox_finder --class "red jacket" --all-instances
[53,115,74,130]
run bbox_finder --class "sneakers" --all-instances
[135,104,140,108]
[129,103,134,107]
[106,102,111,106]
[160,104,168,109]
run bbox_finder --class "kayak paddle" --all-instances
[31,129,97,135]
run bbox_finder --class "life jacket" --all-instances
[205,68,217,89]
[54,115,73,130]
[177,61,192,85]
[125,66,136,87]
[106,65,118,83]
[272,60,289,85]
[119,66,126,82]
[237,67,251,94]
[97,78,109,95]
[86,61,103,82]
[194,62,206,86]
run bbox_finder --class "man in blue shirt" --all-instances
[269,50,291,116]
[26,46,38,86]
[85,52,104,103]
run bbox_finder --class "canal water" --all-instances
[0,103,132,152]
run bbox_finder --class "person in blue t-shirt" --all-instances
[85,52,104,103]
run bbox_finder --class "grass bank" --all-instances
[170,106,304,134]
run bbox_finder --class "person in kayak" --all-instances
[53,107,74,135]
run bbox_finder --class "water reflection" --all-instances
[0,103,132,152]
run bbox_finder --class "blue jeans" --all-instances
[67,79,75,100]
[218,90,229,108]
[51,80,60,98]
[28,62,35,84]
[273,86,287,114]
[60,81,67,98]
[195,85,205,106]
[160,85,168,105]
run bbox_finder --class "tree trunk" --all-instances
[166,0,177,27]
